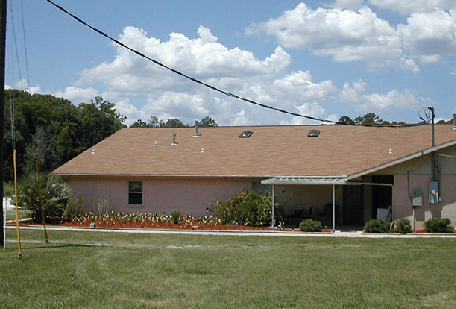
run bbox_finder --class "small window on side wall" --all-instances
[128,181,143,205]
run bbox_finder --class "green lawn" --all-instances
[2,229,456,308]
[4,209,32,221]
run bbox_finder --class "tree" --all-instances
[198,116,218,127]
[338,115,355,125]
[3,90,126,181]
[354,113,385,125]
[128,116,218,128]
[338,113,405,125]
[130,119,149,128]
[163,118,187,128]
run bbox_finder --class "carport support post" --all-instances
[271,185,275,228]
[332,185,336,232]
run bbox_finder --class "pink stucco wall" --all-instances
[67,176,256,217]
[393,174,456,229]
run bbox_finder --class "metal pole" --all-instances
[0,0,7,248]
[429,107,437,181]
[271,185,275,228]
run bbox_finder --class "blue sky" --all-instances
[6,0,456,126]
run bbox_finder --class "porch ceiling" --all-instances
[261,176,348,185]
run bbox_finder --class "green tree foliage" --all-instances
[130,115,218,128]
[199,116,218,127]
[339,113,406,125]
[3,90,126,181]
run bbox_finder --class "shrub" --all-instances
[425,218,454,233]
[96,197,112,216]
[62,196,83,222]
[299,219,322,232]
[393,218,412,234]
[170,210,182,224]
[364,219,390,233]
[19,172,72,223]
[210,188,275,226]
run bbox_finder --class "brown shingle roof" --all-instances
[53,124,456,178]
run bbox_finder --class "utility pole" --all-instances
[429,106,436,181]
[0,0,6,248]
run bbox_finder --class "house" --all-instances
[53,122,456,230]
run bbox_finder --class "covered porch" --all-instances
[261,176,394,231]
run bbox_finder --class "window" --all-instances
[128,181,143,205]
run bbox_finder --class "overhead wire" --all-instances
[44,0,344,125]
[7,0,24,89]
[18,0,31,87]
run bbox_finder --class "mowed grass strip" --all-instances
[1,229,456,309]
[4,209,31,221]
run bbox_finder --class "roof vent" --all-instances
[308,129,320,137]
[239,130,253,138]
[193,121,201,137]
[170,134,178,146]
[453,114,456,131]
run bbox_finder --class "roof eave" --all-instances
[346,139,456,181]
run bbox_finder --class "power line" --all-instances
[18,0,30,87]
[44,0,343,125]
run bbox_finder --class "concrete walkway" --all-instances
[5,224,456,238]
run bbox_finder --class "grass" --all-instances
[2,229,456,309]
[4,209,32,221]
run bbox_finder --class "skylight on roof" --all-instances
[239,130,253,138]
[307,129,320,137]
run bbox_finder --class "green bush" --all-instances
[3,181,15,197]
[393,218,413,234]
[299,219,322,232]
[170,210,182,224]
[425,218,454,233]
[62,196,83,222]
[19,172,73,223]
[364,219,390,233]
[210,188,275,226]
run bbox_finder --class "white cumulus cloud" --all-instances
[339,80,431,112]
[247,3,411,70]
[369,0,455,15]
[399,9,456,57]
[53,86,99,105]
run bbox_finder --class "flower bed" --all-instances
[59,219,268,230]
[8,212,269,230]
